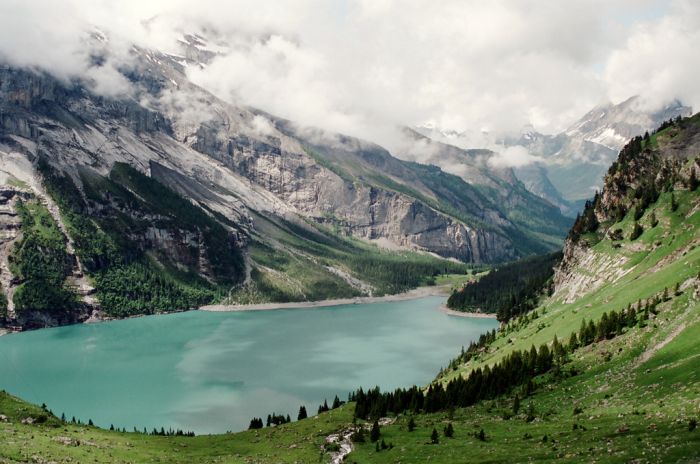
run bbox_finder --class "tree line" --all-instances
[446,252,561,322]
[248,396,345,430]
[351,291,663,420]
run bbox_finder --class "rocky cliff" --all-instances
[553,112,700,302]
[0,40,570,327]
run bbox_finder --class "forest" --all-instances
[8,200,77,316]
[352,294,657,420]
[37,160,242,316]
[446,252,561,322]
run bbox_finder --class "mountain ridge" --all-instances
[0,42,567,329]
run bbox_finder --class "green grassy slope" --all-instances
[0,391,355,463]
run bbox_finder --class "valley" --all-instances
[0,112,698,463]
[1,5,699,463]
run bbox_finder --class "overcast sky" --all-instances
[0,0,698,147]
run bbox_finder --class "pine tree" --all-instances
[512,394,521,415]
[370,420,381,442]
[318,400,330,414]
[332,395,342,409]
[630,222,644,240]
[650,211,658,227]
[407,416,416,432]
[568,332,579,351]
[431,427,439,444]
[297,405,307,421]
[444,422,454,438]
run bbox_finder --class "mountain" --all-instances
[0,37,570,329]
[2,112,698,463]
[397,129,572,248]
[510,96,692,205]
[419,97,691,216]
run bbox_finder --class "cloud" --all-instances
[250,115,276,137]
[488,146,544,168]
[0,0,693,152]
[604,0,700,112]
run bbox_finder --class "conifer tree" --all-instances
[444,422,454,438]
[297,405,307,421]
[690,169,699,191]
[512,394,520,415]
[407,416,416,432]
[370,420,381,442]
[431,428,439,444]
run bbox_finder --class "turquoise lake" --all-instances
[0,296,497,433]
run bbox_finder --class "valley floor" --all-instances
[200,284,452,312]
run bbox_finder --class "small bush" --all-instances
[630,222,644,240]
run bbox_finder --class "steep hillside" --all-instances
[0,38,575,328]
[1,114,698,464]
[399,128,573,244]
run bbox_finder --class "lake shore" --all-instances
[200,285,451,312]
[0,284,490,337]
[439,306,498,319]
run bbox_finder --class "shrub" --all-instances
[630,222,644,240]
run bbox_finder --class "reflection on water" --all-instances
[0,296,497,433]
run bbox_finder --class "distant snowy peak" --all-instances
[565,96,692,151]
[169,33,226,69]
[414,124,491,150]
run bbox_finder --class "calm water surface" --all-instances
[0,296,497,433]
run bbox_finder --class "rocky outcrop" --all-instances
[0,187,29,320]
[554,113,700,301]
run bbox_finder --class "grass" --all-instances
[347,287,700,463]
[0,391,354,463]
[434,271,489,292]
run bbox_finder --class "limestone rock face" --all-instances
[0,50,535,273]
